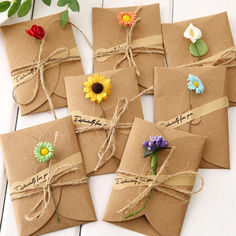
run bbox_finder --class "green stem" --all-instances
[125,152,158,219]
[125,190,152,219]
[193,42,201,61]
[188,90,192,133]
[47,163,61,223]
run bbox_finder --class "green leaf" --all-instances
[57,0,68,7]
[68,0,79,12]
[144,149,152,158]
[8,0,21,17]
[0,1,10,12]
[18,0,32,17]
[42,0,51,6]
[189,38,208,57]
[60,9,68,28]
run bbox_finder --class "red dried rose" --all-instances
[26,25,45,40]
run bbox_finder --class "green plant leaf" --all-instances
[8,0,21,17]
[0,1,10,12]
[60,9,68,28]
[18,0,32,17]
[189,38,208,57]
[57,0,68,7]
[42,0,51,6]
[144,149,152,158]
[68,0,79,12]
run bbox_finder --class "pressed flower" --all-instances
[34,142,54,163]
[187,74,204,94]
[83,74,111,104]
[184,23,208,59]
[26,25,45,40]
[126,135,169,219]
[117,11,137,27]
[184,23,202,43]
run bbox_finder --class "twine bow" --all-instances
[76,86,153,172]
[11,20,92,120]
[180,46,236,68]
[116,147,204,215]
[10,161,88,222]
[94,8,164,76]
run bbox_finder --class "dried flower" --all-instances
[26,25,45,39]
[187,74,204,94]
[117,11,137,27]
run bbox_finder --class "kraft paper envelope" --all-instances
[103,118,206,236]
[0,116,96,236]
[65,67,143,176]
[154,66,230,169]
[162,12,236,105]
[93,4,164,93]
[1,13,84,116]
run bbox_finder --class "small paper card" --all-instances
[93,4,164,93]
[0,117,96,236]
[154,66,230,169]
[1,13,84,116]
[65,67,143,176]
[162,12,236,106]
[103,118,206,236]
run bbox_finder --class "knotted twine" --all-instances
[75,86,154,172]
[10,159,88,221]
[116,147,204,215]
[179,46,236,68]
[11,20,93,120]
[94,7,164,76]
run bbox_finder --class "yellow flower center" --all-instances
[189,28,194,37]
[193,81,199,88]
[122,14,131,22]
[41,148,49,156]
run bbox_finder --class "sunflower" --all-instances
[83,74,111,103]
[34,142,54,163]
[117,11,137,27]
[187,74,204,94]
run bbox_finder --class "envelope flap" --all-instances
[0,117,87,235]
[65,67,142,123]
[104,118,205,231]
[155,66,227,120]
[93,4,161,51]
[163,12,234,66]
[1,13,83,113]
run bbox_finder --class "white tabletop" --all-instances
[0,0,236,235]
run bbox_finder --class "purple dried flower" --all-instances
[143,136,168,152]
[143,141,149,147]
[160,139,168,148]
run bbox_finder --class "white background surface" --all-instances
[0,0,235,235]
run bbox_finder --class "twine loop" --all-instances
[116,147,204,215]
[76,86,153,172]
[10,160,88,222]
[94,7,164,76]
[11,20,92,120]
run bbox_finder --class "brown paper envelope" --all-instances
[1,13,84,116]
[103,118,206,236]
[162,12,236,104]
[0,116,96,236]
[64,67,143,176]
[93,4,164,93]
[154,66,230,169]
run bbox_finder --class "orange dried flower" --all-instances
[117,11,137,27]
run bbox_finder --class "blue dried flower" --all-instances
[187,74,204,94]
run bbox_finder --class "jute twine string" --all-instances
[75,85,154,172]
[179,47,236,68]
[116,147,204,215]
[10,160,88,221]
[94,7,164,76]
[11,20,93,120]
